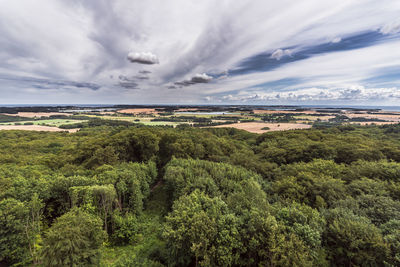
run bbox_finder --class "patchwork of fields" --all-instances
[1,106,399,133]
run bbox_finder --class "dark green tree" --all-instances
[0,198,30,265]
[41,208,106,266]
[323,208,388,266]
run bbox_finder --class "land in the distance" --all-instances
[1,105,399,133]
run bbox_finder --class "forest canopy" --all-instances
[1,124,400,266]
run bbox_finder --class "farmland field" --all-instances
[2,106,400,133]
[3,112,72,118]
[0,119,87,127]
[0,125,78,132]
[213,122,312,133]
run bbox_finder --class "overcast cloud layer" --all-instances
[1,0,400,105]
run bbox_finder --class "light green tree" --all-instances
[163,190,240,266]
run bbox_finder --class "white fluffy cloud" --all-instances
[127,52,159,64]
[380,20,400,35]
[271,49,292,60]
[215,85,400,103]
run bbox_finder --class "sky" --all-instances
[1,0,400,105]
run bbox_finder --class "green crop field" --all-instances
[82,114,182,126]
[0,119,87,127]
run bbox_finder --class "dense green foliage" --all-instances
[41,208,106,266]
[1,124,400,266]
[0,114,31,123]
[58,118,135,129]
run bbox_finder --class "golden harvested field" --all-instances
[0,125,78,132]
[295,115,336,121]
[118,108,158,114]
[213,122,312,133]
[344,113,400,122]
[4,112,71,118]
[175,108,200,112]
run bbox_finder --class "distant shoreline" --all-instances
[1,104,400,112]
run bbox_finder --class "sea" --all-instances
[300,105,400,112]
[1,104,400,112]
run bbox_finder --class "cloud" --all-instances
[174,73,212,87]
[135,75,149,80]
[118,81,139,89]
[271,49,292,60]
[116,71,151,83]
[174,81,194,87]
[191,73,212,83]
[139,70,151,74]
[380,20,400,35]
[127,52,159,64]
[214,85,400,103]
[118,75,129,81]
[214,70,229,80]
[1,0,400,104]
[135,70,151,80]
[0,74,100,90]
[232,29,399,76]
[117,75,141,89]
[207,39,400,98]
[118,74,149,81]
